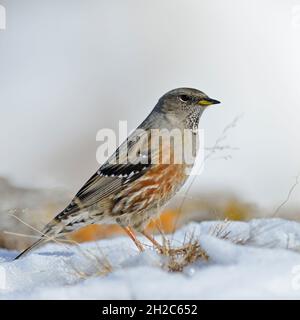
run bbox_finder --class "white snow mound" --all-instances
[1,218,300,299]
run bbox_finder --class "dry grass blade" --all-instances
[272,173,300,217]
[68,244,113,280]
[209,220,232,240]
[171,115,243,236]
[209,220,247,245]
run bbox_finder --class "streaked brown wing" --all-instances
[59,129,152,217]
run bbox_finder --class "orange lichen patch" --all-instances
[147,209,181,233]
[223,200,250,221]
[69,224,124,243]
[68,208,181,243]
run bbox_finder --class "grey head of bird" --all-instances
[148,87,220,130]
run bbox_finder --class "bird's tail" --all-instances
[14,237,47,260]
[14,210,67,260]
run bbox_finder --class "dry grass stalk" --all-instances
[209,220,247,245]
[172,115,242,234]
[209,219,232,240]
[67,243,113,280]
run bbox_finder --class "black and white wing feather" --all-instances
[57,130,152,217]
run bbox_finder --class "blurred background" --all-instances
[0,0,299,249]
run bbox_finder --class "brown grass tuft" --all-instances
[153,231,209,272]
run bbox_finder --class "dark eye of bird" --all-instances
[179,94,190,102]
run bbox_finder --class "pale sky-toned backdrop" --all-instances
[0,0,299,210]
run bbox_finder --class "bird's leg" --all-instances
[141,230,192,255]
[123,226,145,252]
[141,230,163,252]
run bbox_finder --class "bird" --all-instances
[14,88,220,259]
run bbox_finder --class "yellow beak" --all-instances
[198,98,221,106]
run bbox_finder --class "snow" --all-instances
[1,218,300,299]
